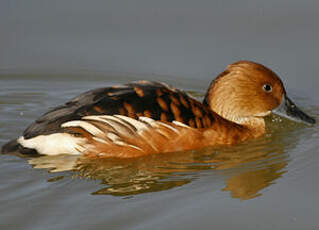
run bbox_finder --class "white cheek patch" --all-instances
[17,134,86,156]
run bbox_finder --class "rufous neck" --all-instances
[235,117,266,138]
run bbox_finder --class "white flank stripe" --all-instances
[83,115,135,134]
[106,133,120,142]
[114,115,149,132]
[113,140,126,146]
[92,137,108,144]
[82,115,112,122]
[99,115,136,132]
[127,144,143,151]
[156,129,171,139]
[157,122,179,133]
[138,116,159,128]
[92,115,127,125]
[172,120,190,128]
[138,116,154,123]
[62,120,104,136]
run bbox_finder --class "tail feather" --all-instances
[1,139,39,156]
[1,139,19,154]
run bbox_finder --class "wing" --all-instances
[23,80,215,139]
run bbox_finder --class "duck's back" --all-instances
[2,81,216,156]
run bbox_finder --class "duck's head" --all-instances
[204,61,315,128]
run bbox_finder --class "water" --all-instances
[0,74,318,230]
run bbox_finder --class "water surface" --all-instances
[1,75,318,230]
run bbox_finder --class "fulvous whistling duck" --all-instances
[1,61,315,158]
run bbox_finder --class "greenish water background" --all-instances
[1,0,319,229]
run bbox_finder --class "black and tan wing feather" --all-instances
[22,81,215,140]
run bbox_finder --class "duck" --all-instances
[1,61,315,158]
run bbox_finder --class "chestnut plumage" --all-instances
[1,61,315,157]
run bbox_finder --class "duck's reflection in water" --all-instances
[28,117,298,200]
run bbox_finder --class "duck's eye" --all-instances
[263,84,272,92]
